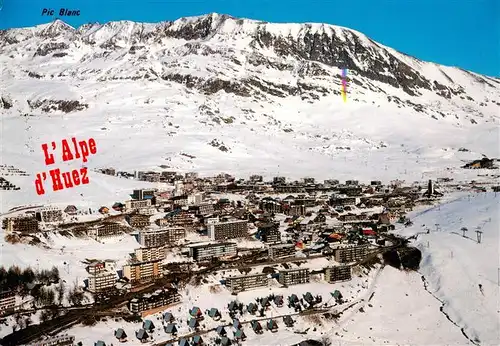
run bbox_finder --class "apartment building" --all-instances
[225,273,269,293]
[188,192,203,205]
[167,211,194,228]
[325,265,352,283]
[268,243,296,259]
[259,223,281,243]
[125,199,152,210]
[138,227,185,247]
[88,271,116,293]
[4,215,39,233]
[23,335,75,346]
[132,189,156,200]
[125,214,150,228]
[259,198,283,213]
[286,205,306,216]
[198,202,214,216]
[207,218,248,240]
[0,289,16,316]
[129,288,181,315]
[171,195,188,207]
[334,245,369,263]
[330,197,357,207]
[87,222,123,240]
[35,207,63,223]
[86,260,116,275]
[123,259,161,283]
[189,242,237,262]
[135,245,166,262]
[278,268,310,286]
[137,207,156,216]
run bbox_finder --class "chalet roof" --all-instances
[216,326,226,335]
[208,307,220,317]
[136,329,148,340]
[164,323,177,333]
[234,329,246,338]
[274,295,284,304]
[267,319,278,329]
[233,318,242,329]
[220,336,231,346]
[114,328,127,338]
[188,318,198,328]
[178,339,189,346]
[189,306,201,316]
[94,341,106,346]
[227,300,238,310]
[247,302,257,312]
[303,292,314,302]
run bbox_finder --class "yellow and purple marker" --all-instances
[341,68,347,103]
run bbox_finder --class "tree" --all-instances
[40,309,52,323]
[320,336,332,346]
[6,265,22,290]
[56,281,65,305]
[37,269,51,285]
[36,287,56,306]
[68,285,84,306]
[25,315,32,328]
[21,267,36,285]
[0,266,7,285]
[50,266,60,283]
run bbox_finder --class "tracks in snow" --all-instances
[420,275,479,345]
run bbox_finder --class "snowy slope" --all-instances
[396,192,500,345]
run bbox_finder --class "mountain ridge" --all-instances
[1,13,499,117]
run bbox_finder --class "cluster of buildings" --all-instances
[1,172,444,345]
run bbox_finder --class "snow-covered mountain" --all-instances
[2,14,499,118]
[0,14,499,209]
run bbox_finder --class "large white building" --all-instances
[189,242,237,262]
[125,199,152,210]
[135,246,166,262]
[268,243,296,259]
[138,227,185,247]
[225,273,269,293]
[86,260,117,293]
[36,207,63,223]
[207,218,248,240]
[278,268,310,286]
[88,271,116,293]
[123,259,161,283]
[188,192,203,205]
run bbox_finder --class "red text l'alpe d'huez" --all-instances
[34,137,97,195]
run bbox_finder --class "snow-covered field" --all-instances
[396,191,500,345]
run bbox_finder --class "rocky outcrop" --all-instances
[0,96,13,109]
[383,246,422,270]
[27,99,88,113]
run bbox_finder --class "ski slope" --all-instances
[397,192,500,345]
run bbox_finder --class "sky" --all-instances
[0,0,498,77]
